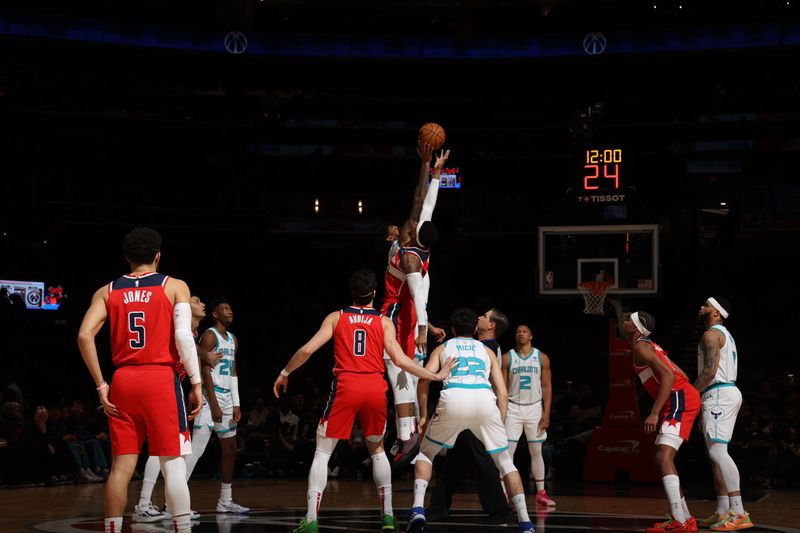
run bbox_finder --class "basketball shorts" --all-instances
[108,365,192,457]
[505,401,547,443]
[384,356,422,405]
[381,292,417,360]
[423,387,509,455]
[195,389,237,438]
[657,385,701,442]
[318,372,388,440]
[700,384,742,444]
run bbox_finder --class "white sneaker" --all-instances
[216,499,250,514]
[160,506,200,521]
[132,503,167,523]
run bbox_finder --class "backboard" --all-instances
[538,224,659,295]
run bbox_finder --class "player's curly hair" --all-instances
[123,227,162,265]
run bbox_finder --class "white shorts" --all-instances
[194,390,237,438]
[700,384,742,445]
[422,387,509,455]
[384,356,421,405]
[505,401,547,443]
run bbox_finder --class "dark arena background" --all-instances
[1,1,800,532]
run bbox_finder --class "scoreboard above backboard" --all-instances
[583,147,622,192]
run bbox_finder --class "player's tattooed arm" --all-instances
[693,330,721,392]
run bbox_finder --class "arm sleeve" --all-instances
[174,302,202,385]
[231,376,240,406]
[417,178,440,229]
[406,272,428,327]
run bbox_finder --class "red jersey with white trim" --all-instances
[106,272,179,368]
[332,307,385,376]
[633,337,691,398]
[383,245,430,305]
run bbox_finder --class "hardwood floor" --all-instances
[1,478,798,532]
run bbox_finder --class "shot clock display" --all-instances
[583,148,622,191]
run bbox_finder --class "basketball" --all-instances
[418,122,446,150]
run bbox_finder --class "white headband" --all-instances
[707,297,729,319]
[631,312,651,337]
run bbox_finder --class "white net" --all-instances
[578,281,612,315]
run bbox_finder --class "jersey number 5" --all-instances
[128,311,146,349]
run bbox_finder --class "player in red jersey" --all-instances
[613,303,701,533]
[273,269,456,533]
[78,227,202,533]
[383,141,450,462]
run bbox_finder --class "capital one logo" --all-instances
[598,439,641,454]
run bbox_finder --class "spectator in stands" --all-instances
[17,405,73,485]
[64,399,110,479]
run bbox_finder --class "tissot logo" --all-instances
[578,194,626,203]
[609,410,636,419]
[609,379,632,388]
[598,439,641,454]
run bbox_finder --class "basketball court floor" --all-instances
[3,478,798,532]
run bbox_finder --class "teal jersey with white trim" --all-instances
[697,324,737,386]
[507,348,543,405]
[207,327,236,391]
[440,337,492,390]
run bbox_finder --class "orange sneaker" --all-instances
[684,516,698,532]
[646,514,693,532]
[709,512,753,531]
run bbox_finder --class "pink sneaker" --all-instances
[535,489,556,507]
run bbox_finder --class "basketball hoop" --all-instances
[578,281,612,315]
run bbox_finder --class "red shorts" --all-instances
[381,289,416,358]
[108,365,192,456]
[319,372,388,440]
[659,385,701,441]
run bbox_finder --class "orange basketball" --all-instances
[418,122,446,151]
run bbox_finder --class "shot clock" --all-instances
[583,147,622,191]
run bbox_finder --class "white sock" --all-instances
[661,475,686,523]
[716,495,729,516]
[139,455,161,507]
[184,428,211,480]
[729,495,745,515]
[371,453,393,516]
[220,482,232,502]
[104,517,122,533]
[173,513,191,533]
[307,448,332,522]
[681,496,691,519]
[399,417,415,441]
[412,479,428,508]
[511,493,530,523]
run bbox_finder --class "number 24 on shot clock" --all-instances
[583,148,622,191]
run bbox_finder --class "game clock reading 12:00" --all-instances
[583,148,622,191]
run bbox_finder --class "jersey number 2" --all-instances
[128,311,146,349]
[519,375,532,390]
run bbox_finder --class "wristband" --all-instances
[280,368,290,377]
[96,381,108,391]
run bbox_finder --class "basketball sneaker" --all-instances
[518,520,536,532]
[216,499,250,514]
[534,490,556,507]
[160,505,200,520]
[646,514,694,532]
[709,512,753,531]
[293,517,319,533]
[407,506,426,533]
[698,513,726,529]
[132,503,167,523]
[382,513,398,531]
